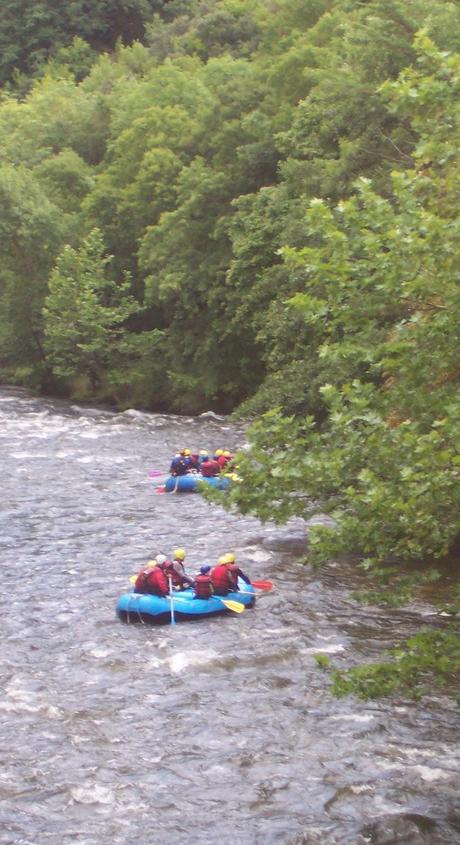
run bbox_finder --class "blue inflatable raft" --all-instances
[163,474,231,493]
[116,579,255,624]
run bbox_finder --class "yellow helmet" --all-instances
[174,548,186,561]
[223,450,232,457]
[224,553,236,564]
[215,449,224,456]
[183,449,191,456]
[217,555,227,565]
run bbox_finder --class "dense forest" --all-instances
[1,0,459,693]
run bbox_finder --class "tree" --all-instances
[0,164,68,382]
[0,0,168,85]
[222,34,460,567]
[43,229,141,390]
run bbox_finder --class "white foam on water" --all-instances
[11,451,49,459]
[167,648,219,673]
[245,549,272,562]
[350,783,374,794]
[87,647,113,659]
[411,765,453,781]
[329,713,375,723]
[69,784,115,805]
[399,746,443,760]
[0,700,40,715]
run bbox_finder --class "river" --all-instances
[1,386,458,845]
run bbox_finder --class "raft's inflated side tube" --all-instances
[116,579,255,625]
[163,474,231,493]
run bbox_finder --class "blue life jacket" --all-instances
[170,456,189,475]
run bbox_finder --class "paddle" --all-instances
[171,595,245,613]
[251,580,273,591]
[167,576,176,625]
[212,596,245,613]
[154,486,166,494]
[149,470,166,477]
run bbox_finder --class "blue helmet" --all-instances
[200,565,211,575]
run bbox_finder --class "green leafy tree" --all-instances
[223,35,460,567]
[0,0,168,85]
[0,164,68,383]
[43,229,141,391]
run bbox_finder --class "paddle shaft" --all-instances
[172,594,245,613]
[168,576,176,625]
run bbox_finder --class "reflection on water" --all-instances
[0,386,459,845]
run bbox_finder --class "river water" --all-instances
[1,386,458,845]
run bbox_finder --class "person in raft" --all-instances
[133,554,169,597]
[165,548,195,591]
[217,449,234,469]
[200,455,220,477]
[210,553,251,595]
[169,449,191,476]
[193,565,214,599]
[197,450,209,469]
[225,552,251,589]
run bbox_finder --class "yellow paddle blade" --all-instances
[129,575,136,585]
[218,598,245,613]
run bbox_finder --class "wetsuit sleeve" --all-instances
[237,568,251,584]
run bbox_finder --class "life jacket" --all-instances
[189,453,200,470]
[194,574,213,599]
[217,454,231,468]
[226,563,239,591]
[201,459,220,477]
[170,456,189,476]
[164,560,185,588]
[134,566,168,596]
[210,564,232,595]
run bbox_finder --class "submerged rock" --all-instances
[361,813,437,844]
[199,410,226,420]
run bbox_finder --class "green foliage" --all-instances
[3,0,460,415]
[314,653,331,669]
[0,0,167,85]
[43,229,142,392]
[222,37,460,569]
[0,164,69,379]
[49,37,98,83]
[145,0,262,63]
[331,629,460,700]
[352,566,441,608]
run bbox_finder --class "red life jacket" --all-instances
[210,564,232,595]
[226,563,239,591]
[189,453,200,470]
[194,574,213,599]
[217,454,232,468]
[134,566,168,596]
[201,459,220,477]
